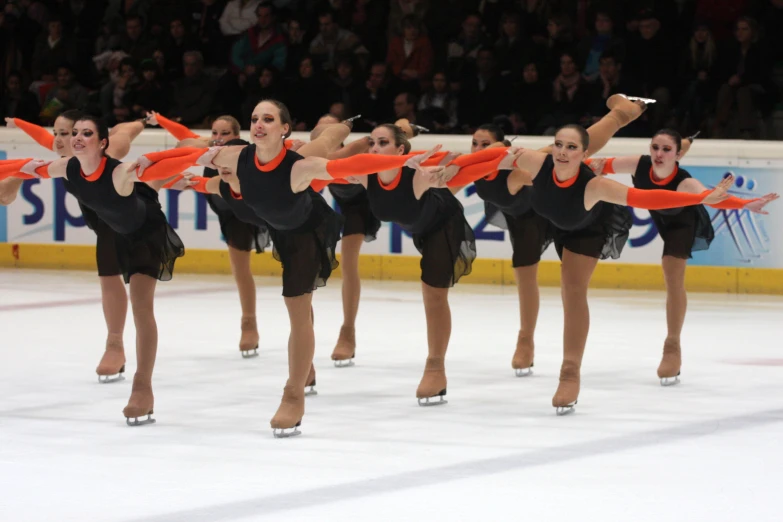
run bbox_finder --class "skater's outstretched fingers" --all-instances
[4,117,17,129]
[145,111,160,126]
[745,193,780,215]
[587,157,607,175]
[703,176,733,206]
[195,146,223,169]
[403,145,442,170]
[20,159,51,177]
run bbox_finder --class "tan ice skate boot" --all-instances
[239,315,259,358]
[123,374,155,426]
[606,94,649,126]
[331,326,356,367]
[270,383,305,438]
[96,333,126,383]
[657,338,682,386]
[512,331,534,377]
[552,361,580,415]
[416,357,447,406]
[305,364,317,396]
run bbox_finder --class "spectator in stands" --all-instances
[191,0,229,66]
[230,3,287,75]
[42,64,89,122]
[111,15,158,63]
[418,70,458,132]
[458,48,513,130]
[347,0,389,62]
[674,21,718,135]
[447,12,489,78]
[162,17,201,79]
[624,9,674,130]
[32,18,77,81]
[694,0,752,41]
[125,59,169,119]
[168,51,217,126]
[56,0,105,43]
[386,15,433,91]
[309,9,361,71]
[585,51,645,136]
[578,11,624,83]
[515,61,550,134]
[539,50,590,133]
[329,56,362,115]
[103,0,152,35]
[0,71,41,123]
[100,57,138,125]
[494,12,535,78]
[8,0,47,70]
[290,56,329,131]
[713,16,775,139]
[387,0,429,38]
[284,18,307,79]
[355,61,398,130]
[241,65,285,124]
[754,0,783,62]
[541,14,576,82]
[219,0,261,40]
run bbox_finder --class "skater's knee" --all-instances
[422,283,448,306]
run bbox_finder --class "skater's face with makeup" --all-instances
[649,134,680,169]
[251,101,290,144]
[211,119,238,145]
[368,126,405,155]
[552,128,586,168]
[471,129,498,152]
[53,116,76,156]
[71,121,106,157]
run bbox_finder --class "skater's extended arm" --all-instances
[147,112,202,141]
[584,156,641,175]
[0,157,68,180]
[584,175,732,211]
[5,118,55,150]
[677,178,779,212]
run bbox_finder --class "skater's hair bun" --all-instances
[652,128,682,152]
[475,124,504,144]
[555,124,589,151]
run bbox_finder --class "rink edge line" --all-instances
[0,243,781,295]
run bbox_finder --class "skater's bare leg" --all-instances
[96,275,128,379]
[0,178,24,205]
[123,274,158,423]
[332,233,362,364]
[228,245,259,354]
[271,293,314,434]
[512,264,539,374]
[553,249,598,413]
[417,283,450,403]
[659,255,686,382]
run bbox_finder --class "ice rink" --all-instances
[1,268,782,522]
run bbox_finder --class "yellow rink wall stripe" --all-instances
[0,243,781,295]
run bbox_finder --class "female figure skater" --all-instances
[587,129,778,386]
[472,124,732,414]
[194,99,439,437]
[1,116,209,425]
[463,94,653,377]
[1,114,151,383]
[147,113,270,356]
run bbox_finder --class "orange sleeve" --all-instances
[13,119,55,151]
[161,174,184,189]
[139,148,206,181]
[155,114,201,141]
[445,154,506,187]
[0,159,38,180]
[626,187,708,210]
[446,148,508,168]
[584,157,615,174]
[189,176,211,193]
[326,153,416,179]
[284,139,293,149]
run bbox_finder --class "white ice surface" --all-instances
[1,269,782,522]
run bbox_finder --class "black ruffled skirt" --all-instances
[485,202,554,268]
[413,205,477,288]
[652,205,714,259]
[270,195,344,297]
[206,194,271,253]
[553,203,633,260]
[330,186,381,243]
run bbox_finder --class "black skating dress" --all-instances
[328,182,381,242]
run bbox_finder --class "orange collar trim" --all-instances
[378,169,402,191]
[650,164,678,186]
[253,147,286,172]
[552,168,578,188]
[80,157,108,181]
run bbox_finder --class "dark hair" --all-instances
[375,124,411,153]
[225,138,249,147]
[652,128,683,152]
[58,109,84,123]
[476,123,504,143]
[256,2,275,16]
[214,115,241,136]
[555,124,589,150]
[599,49,621,65]
[258,98,293,138]
[75,115,110,155]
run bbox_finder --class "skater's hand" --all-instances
[20,159,50,177]
[587,157,608,175]
[743,193,780,215]
[498,147,524,171]
[145,111,160,126]
[196,146,222,169]
[4,117,17,129]
[287,139,306,152]
[403,145,442,171]
[172,172,198,191]
[438,151,460,167]
[133,155,153,178]
[702,176,733,206]
[417,165,448,187]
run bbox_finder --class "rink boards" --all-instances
[1,130,782,294]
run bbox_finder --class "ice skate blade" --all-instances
[514,367,533,377]
[333,358,355,368]
[621,94,657,104]
[555,402,576,416]
[98,367,125,384]
[126,412,156,426]
[417,390,447,407]
[273,422,301,438]
[241,346,259,358]
[660,375,681,387]
[305,383,318,397]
